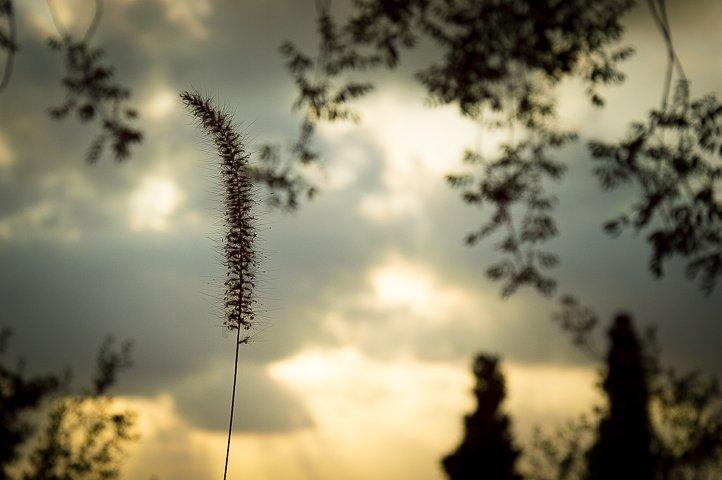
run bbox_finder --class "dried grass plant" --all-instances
[181,90,258,480]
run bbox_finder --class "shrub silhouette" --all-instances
[0,329,60,478]
[442,354,521,480]
[0,329,137,480]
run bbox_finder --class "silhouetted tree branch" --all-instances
[278,0,722,296]
[46,22,143,164]
[274,0,638,294]
[0,0,17,95]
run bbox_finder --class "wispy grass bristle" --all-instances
[180,90,258,480]
[180,90,257,339]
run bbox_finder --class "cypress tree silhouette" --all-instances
[442,354,521,480]
[587,314,654,480]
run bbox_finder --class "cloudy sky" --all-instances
[1,1,721,479]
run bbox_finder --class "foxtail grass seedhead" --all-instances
[181,90,257,339]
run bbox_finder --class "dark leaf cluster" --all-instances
[48,36,142,163]
[448,127,576,297]
[250,144,318,211]
[589,81,722,294]
[272,0,635,210]
[552,295,600,357]
[0,329,60,478]
[413,0,635,114]
[0,0,16,93]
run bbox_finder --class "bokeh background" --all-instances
[0,1,720,478]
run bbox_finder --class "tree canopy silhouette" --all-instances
[442,354,521,480]
[273,0,722,297]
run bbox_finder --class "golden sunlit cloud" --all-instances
[158,0,212,39]
[317,253,502,360]
[110,350,599,480]
[0,132,14,169]
[318,88,508,222]
[129,176,184,232]
[144,87,179,121]
[269,347,470,480]
[369,254,468,319]
[264,346,599,480]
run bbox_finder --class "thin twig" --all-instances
[646,0,686,111]
[46,0,69,38]
[0,1,16,94]
[46,0,103,43]
[83,0,103,44]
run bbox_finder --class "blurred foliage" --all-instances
[590,80,722,295]
[526,417,593,480]
[275,0,636,294]
[0,329,138,480]
[0,0,17,94]
[448,126,576,297]
[0,329,61,478]
[0,0,143,162]
[251,143,318,211]
[47,36,142,163]
[277,0,722,297]
[552,295,601,358]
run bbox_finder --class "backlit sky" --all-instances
[1,1,721,479]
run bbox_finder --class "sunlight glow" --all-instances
[369,255,468,320]
[371,257,434,311]
[113,352,600,480]
[129,176,183,232]
[266,347,598,480]
[0,133,13,168]
[158,0,212,39]
[319,88,508,222]
[145,88,178,120]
